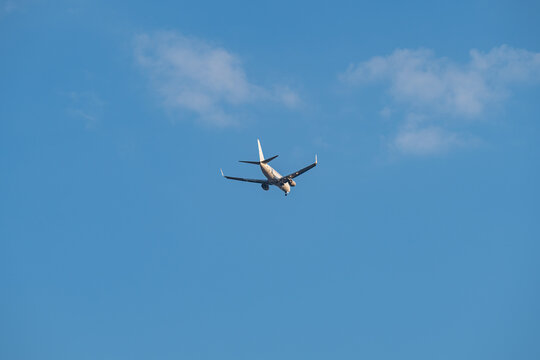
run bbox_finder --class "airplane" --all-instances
[220,139,317,196]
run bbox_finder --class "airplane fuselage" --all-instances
[260,163,291,195]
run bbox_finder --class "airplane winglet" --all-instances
[315,154,318,164]
[220,168,224,177]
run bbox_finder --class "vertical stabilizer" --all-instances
[257,139,265,162]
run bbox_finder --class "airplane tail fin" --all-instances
[257,139,264,162]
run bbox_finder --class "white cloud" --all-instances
[393,126,474,155]
[341,45,540,154]
[135,31,300,126]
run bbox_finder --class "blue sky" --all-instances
[1,1,539,359]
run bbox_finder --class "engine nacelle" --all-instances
[288,179,296,187]
[261,183,269,191]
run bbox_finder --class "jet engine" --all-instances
[288,179,296,187]
[261,183,269,191]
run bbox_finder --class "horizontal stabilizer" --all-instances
[239,155,278,165]
[239,160,261,164]
[262,155,278,164]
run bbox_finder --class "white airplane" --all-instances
[221,139,317,196]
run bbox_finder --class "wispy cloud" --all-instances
[340,45,540,155]
[135,31,300,126]
[1,0,17,17]
[65,91,104,130]
[393,126,477,156]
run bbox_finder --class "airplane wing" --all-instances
[220,169,267,184]
[281,155,318,181]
